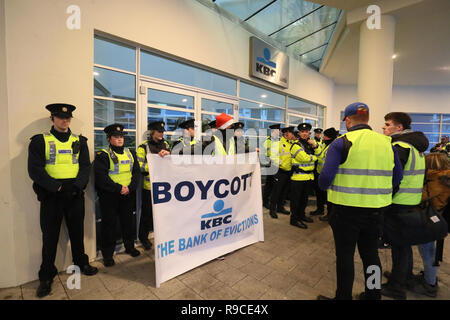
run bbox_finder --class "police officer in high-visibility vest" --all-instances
[262,124,281,209]
[28,103,98,298]
[289,123,321,229]
[136,121,171,250]
[313,128,324,147]
[381,112,428,300]
[94,124,141,267]
[317,103,403,300]
[172,118,198,155]
[315,127,339,222]
[268,126,295,219]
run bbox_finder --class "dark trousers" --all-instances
[290,180,311,222]
[329,204,383,300]
[269,169,291,211]
[262,174,274,204]
[98,191,136,259]
[139,189,154,241]
[386,205,414,287]
[39,193,88,281]
[313,172,327,211]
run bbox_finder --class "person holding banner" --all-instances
[94,124,141,267]
[136,121,171,250]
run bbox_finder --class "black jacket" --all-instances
[28,127,91,196]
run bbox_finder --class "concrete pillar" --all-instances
[358,15,396,132]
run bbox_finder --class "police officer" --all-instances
[172,118,198,155]
[94,124,141,267]
[313,128,324,146]
[28,103,98,298]
[262,124,281,209]
[136,121,171,250]
[315,127,339,222]
[204,113,236,155]
[268,126,295,219]
[289,123,320,229]
[317,103,403,300]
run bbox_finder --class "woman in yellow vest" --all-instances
[94,124,141,267]
[136,121,171,250]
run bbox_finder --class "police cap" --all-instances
[281,126,295,133]
[269,124,281,130]
[104,123,127,137]
[208,120,216,128]
[231,122,244,130]
[148,121,166,132]
[314,128,323,134]
[45,103,76,118]
[178,118,195,129]
[323,127,338,140]
[297,123,312,132]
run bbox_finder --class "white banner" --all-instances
[148,153,264,287]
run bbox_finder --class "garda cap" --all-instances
[104,123,127,137]
[46,103,76,118]
[148,121,166,132]
[178,118,195,129]
[297,123,312,132]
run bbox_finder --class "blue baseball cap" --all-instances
[342,102,369,121]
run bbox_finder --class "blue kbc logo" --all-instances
[200,200,232,230]
[256,48,277,77]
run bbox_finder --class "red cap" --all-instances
[215,112,235,130]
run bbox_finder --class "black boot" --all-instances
[36,280,53,298]
[277,207,290,215]
[301,216,314,223]
[103,257,115,267]
[80,264,99,276]
[125,247,141,257]
[290,220,307,229]
[140,238,152,251]
[269,210,278,219]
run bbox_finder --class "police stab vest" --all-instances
[137,140,171,190]
[102,147,134,187]
[43,131,79,179]
[392,141,425,205]
[317,144,330,174]
[278,136,292,172]
[327,129,394,208]
[290,142,316,181]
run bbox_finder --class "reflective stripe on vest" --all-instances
[317,144,330,174]
[278,136,292,171]
[291,142,315,181]
[102,147,134,186]
[43,131,80,179]
[392,141,425,205]
[327,129,394,208]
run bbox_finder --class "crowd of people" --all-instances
[27,102,449,299]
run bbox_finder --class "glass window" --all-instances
[239,81,285,107]
[240,119,277,131]
[442,114,450,123]
[410,123,440,132]
[423,134,440,144]
[94,99,136,129]
[239,100,284,122]
[201,99,234,115]
[288,114,303,126]
[148,89,194,109]
[441,124,450,133]
[141,51,236,96]
[288,97,316,115]
[94,67,135,101]
[94,37,136,72]
[409,113,440,123]
[215,0,274,20]
[148,108,194,132]
[305,118,317,127]
[94,130,136,152]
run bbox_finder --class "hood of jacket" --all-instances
[391,130,429,153]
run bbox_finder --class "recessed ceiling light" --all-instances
[261,94,267,98]
[438,66,450,71]
[392,54,397,59]
[93,71,99,76]
[182,99,188,102]
[259,104,263,108]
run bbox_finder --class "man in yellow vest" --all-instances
[94,124,141,267]
[262,124,281,209]
[317,102,403,300]
[28,103,98,298]
[268,126,295,219]
[136,121,171,250]
[203,113,236,155]
[381,112,428,300]
[290,123,321,229]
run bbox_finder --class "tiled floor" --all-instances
[1,203,450,300]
